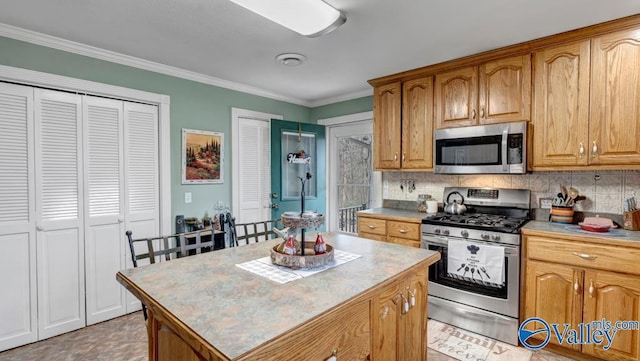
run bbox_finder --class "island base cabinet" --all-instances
[146,299,372,361]
[372,268,428,361]
[241,298,371,361]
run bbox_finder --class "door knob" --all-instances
[271,203,279,209]
[271,193,278,199]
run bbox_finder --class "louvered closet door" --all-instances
[237,117,271,223]
[0,83,37,351]
[83,96,126,325]
[123,102,159,313]
[34,89,85,339]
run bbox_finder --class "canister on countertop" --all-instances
[418,194,439,213]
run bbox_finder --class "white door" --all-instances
[83,96,126,325]
[0,83,37,351]
[123,102,159,313]
[34,89,86,339]
[232,108,282,225]
[326,120,381,232]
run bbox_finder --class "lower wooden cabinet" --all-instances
[523,233,640,361]
[372,268,428,361]
[358,216,421,248]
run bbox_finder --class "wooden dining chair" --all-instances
[232,219,283,246]
[125,228,217,320]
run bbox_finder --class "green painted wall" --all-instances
[0,35,372,226]
[310,95,373,120]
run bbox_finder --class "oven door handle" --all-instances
[422,236,449,247]
[423,235,520,254]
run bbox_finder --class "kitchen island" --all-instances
[116,232,440,361]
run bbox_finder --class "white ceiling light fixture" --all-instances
[276,53,307,66]
[228,0,346,38]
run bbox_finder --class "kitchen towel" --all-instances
[447,239,504,284]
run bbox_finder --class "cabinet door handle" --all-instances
[579,142,585,158]
[400,293,409,314]
[472,109,477,119]
[574,277,580,295]
[572,252,598,260]
[402,152,405,162]
[394,152,398,161]
[480,107,485,119]
[398,229,408,234]
[367,224,376,229]
[407,288,416,308]
[589,279,595,298]
[592,141,598,159]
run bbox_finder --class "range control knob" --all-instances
[491,234,501,241]
[461,230,469,238]
[434,229,441,234]
[442,229,450,236]
[481,233,490,240]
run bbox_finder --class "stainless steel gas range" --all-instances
[421,187,530,345]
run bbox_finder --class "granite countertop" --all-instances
[117,232,440,360]
[357,207,427,222]
[523,220,640,247]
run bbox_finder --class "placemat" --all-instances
[236,249,362,284]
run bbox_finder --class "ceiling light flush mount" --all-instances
[276,53,307,66]
[228,0,346,38]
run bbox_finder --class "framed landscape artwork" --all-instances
[182,128,224,184]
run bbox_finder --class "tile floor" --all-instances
[0,312,576,361]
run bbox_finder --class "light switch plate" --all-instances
[185,192,192,204]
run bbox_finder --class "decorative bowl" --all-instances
[578,222,610,232]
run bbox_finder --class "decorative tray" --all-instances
[270,241,334,269]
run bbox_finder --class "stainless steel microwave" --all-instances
[433,121,527,174]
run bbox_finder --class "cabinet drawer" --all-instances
[388,236,421,248]
[359,232,386,242]
[526,236,640,276]
[358,217,387,235]
[387,221,420,240]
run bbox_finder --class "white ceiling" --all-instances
[2,0,640,107]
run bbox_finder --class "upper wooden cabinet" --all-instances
[590,28,640,166]
[533,29,640,168]
[373,82,401,169]
[402,77,434,169]
[532,40,591,167]
[434,54,531,129]
[373,76,433,170]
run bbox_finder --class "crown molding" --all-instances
[308,88,373,107]
[0,22,369,108]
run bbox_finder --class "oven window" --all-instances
[427,243,508,299]
[436,135,501,166]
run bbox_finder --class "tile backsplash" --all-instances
[383,170,640,215]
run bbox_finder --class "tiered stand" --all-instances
[270,212,332,269]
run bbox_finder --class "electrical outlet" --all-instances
[185,192,192,204]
